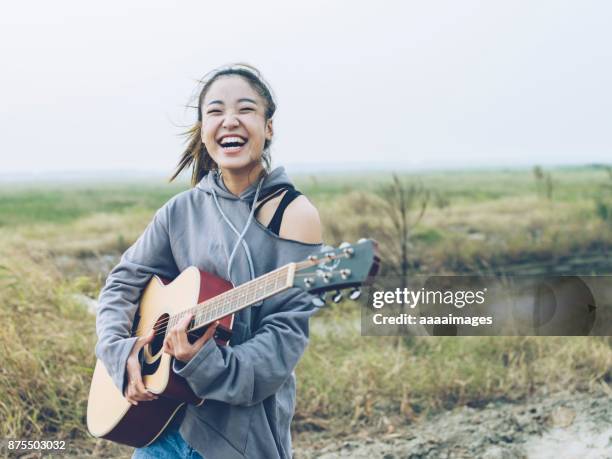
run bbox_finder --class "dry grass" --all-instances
[297,304,612,434]
[321,192,612,273]
[1,168,611,454]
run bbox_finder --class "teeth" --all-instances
[220,136,246,145]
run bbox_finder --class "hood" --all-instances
[196,166,293,201]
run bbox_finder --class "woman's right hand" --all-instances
[124,329,159,406]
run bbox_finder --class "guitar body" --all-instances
[87,267,234,447]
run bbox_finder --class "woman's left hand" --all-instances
[163,314,219,363]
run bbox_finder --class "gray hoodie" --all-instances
[95,167,322,458]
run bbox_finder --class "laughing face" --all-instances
[200,75,273,173]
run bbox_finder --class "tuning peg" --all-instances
[349,287,362,300]
[311,295,326,308]
[332,290,343,303]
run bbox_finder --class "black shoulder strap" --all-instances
[268,188,302,235]
[253,184,292,213]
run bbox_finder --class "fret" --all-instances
[212,298,221,320]
[228,295,235,313]
[202,309,210,326]
[220,296,229,317]
[220,295,226,310]
[204,309,212,325]
[186,265,294,329]
[197,304,205,325]
[267,273,277,293]
[205,308,212,326]
[216,296,226,317]
[212,303,221,319]
[275,270,284,290]
[231,291,239,308]
[207,297,214,313]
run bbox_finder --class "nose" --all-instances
[222,113,240,129]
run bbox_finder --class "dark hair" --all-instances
[170,63,277,186]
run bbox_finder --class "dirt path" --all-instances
[294,389,612,459]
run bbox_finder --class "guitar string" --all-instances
[142,251,353,336]
[147,268,353,338]
[146,266,356,338]
[145,266,294,335]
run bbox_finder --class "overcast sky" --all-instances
[1,0,610,175]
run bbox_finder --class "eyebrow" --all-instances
[206,98,258,106]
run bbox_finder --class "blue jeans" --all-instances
[131,417,203,459]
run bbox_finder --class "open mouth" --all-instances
[217,135,248,153]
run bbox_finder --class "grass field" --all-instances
[1,165,611,456]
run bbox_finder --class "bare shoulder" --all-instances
[279,195,323,244]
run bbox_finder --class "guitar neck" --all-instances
[169,263,297,332]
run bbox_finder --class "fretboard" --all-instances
[168,263,296,332]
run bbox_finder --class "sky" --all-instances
[1,0,611,176]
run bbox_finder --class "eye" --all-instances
[240,107,255,113]
[206,109,222,115]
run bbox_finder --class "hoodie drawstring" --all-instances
[210,174,264,285]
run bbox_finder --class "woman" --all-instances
[94,64,323,459]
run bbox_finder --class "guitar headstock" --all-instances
[293,239,380,305]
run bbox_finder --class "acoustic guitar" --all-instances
[87,239,379,447]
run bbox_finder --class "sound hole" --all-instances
[150,313,169,355]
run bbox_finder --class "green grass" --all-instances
[1,165,610,228]
[0,183,187,227]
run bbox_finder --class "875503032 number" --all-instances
[4,439,67,452]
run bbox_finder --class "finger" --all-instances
[137,328,155,349]
[124,387,136,404]
[125,361,155,404]
[125,384,139,405]
[171,320,192,347]
[131,379,157,401]
[177,313,193,331]
[135,375,146,395]
[128,363,158,401]
[133,391,158,402]
[163,339,173,355]
[143,328,155,344]
[136,372,159,400]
